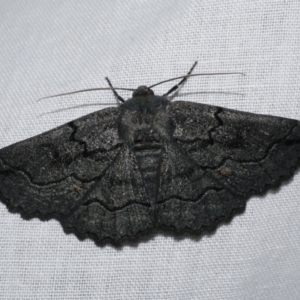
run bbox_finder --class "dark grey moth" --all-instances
[1,63,300,245]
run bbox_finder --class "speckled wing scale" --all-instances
[157,101,300,232]
[1,89,300,244]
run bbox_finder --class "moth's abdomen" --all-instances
[134,147,163,209]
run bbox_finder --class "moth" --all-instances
[1,62,300,245]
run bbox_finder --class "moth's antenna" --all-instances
[162,61,198,97]
[149,72,245,89]
[149,62,245,95]
[39,102,117,117]
[105,77,125,103]
[38,87,135,102]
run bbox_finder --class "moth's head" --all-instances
[132,86,154,98]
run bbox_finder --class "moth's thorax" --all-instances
[119,95,173,148]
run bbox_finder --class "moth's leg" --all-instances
[105,77,125,103]
[163,61,198,97]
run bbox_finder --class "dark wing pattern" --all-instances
[2,99,300,244]
[0,107,153,243]
[156,101,300,233]
[64,146,154,242]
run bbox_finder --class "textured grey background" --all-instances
[0,1,300,299]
